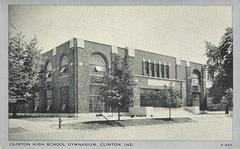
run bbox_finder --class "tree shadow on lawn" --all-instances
[54,117,196,130]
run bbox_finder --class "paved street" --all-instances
[9,110,232,141]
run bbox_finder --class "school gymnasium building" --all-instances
[33,38,207,115]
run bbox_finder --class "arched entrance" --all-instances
[190,69,201,106]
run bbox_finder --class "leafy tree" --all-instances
[100,51,135,121]
[160,83,182,119]
[221,88,233,114]
[205,27,233,103]
[9,33,44,117]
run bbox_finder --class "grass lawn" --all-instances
[52,117,195,130]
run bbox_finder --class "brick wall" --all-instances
[39,38,207,113]
[176,60,187,80]
[133,50,176,79]
[76,40,112,113]
[39,40,76,113]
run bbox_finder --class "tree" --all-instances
[100,50,135,121]
[161,83,182,119]
[205,27,233,103]
[221,88,233,114]
[9,33,44,117]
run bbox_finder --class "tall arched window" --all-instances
[191,69,201,106]
[45,61,52,81]
[89,54,107,74]
[61,55,68,66]
[60,55,68,73]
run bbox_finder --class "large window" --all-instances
[161,64,165,78]
[89,54,107,75]
[140,88,182,107]
[151,62,155,77]
[89,85,105,113]
[140,88,167,107]
[34,92,39,112]
[89,96,105,112]
[46,89,53,112]
[145,62,149,76]
[156,63,160,77]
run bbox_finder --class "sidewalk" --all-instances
[9,112,232,140]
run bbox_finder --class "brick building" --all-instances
[33,38,207,114]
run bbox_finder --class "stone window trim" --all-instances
[59,74,69,79]
[89,74,104,77]
[89,95,102,97]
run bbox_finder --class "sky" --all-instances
[9,6,232,63]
